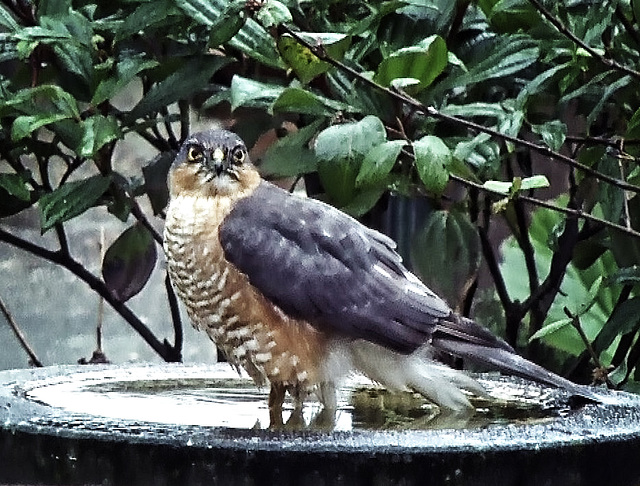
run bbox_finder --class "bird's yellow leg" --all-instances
[268,382,286,428]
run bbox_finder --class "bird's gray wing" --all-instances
[219,181,509,355]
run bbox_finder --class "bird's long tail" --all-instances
[434,338,616,405]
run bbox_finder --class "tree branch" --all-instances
[450,174,640,239]
[0,228,181,362]
[279,24,640,195]
[527,0,640,81]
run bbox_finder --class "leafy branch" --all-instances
[0,227,181,363]
[279,24,640,237]
[527,0,640,81]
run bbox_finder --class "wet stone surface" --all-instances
[1,363,640,485]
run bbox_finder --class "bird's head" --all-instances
[168,129,260,198]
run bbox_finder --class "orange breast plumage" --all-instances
[163,193,327,395]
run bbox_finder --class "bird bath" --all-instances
[1,363,639,485]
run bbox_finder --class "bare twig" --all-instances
[0,294,43,367]
[564,306,614,388]
[449,174,640,239]
[0,228,181,362]
[527,0,640,81]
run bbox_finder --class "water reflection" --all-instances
[23,364,568,432]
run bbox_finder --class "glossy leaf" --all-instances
[39,175,112,233]
[102,223,157,303]
[529,318,573,342]
[356,140,405,187]
[0,173,32,217]
[178,0,281,68]
[272,87,349,116]
[92,56,160,106]
[0,173,30,201]
[77,115,121,158]
[411,209,481,306]
[11,113,70,140]
[374,35,447,93]
[128,57,231,120]
[0,4,19,31]
[229,75,285,111]
[315,115,386,206]
[115,0,178,41]
[531,121,567,152]
[277,33,350,84]
[412,135,451,195]
[501,202,618,355]
[592,297,640,355]
[260,120,323,177]
[255,0,292,28]
[483,175,550,195]
[177,0,246,47]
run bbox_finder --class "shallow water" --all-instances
[21,363,573,432]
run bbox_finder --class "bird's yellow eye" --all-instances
[231,146,246,165]
[187,146,203,162]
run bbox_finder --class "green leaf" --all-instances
[40,13,95,85]
[277,33,350,84]
[208,9,246,47]
[441,102,507,120]
[488,0,538,32]
[229,75,285,111]
[341,186,386,217]
[356,140,405,187]
[177,0,246,47]
[501,200,619,355]
[411,209,481,305]
[230,18,283,68]
[0,4,19,31]
[178,0,281,68]
[483,175,549,195]
[129,56,230,120]
[531,120,567,152]
[272,87,349,116]
[92,56,160,106]
[2,85,80,119]
[39,175,112,233]
[529,318,573,342]
[102,223,157,303]
[374,35,447,93]
[315,115,386,206]
[0,172,33,217]
[0,173,30,201]
[260,120,324,177]
[115,0,178,41]
[434,36,539,95]
[413,135,451,195]
[592,297,640,355]
[11,113,70,140]
[77,115,122,158]
[255,0,292,28]
[586,75,632,130]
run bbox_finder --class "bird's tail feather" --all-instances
[435,338,616,404]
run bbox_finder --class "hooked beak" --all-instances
[209,147,226,176]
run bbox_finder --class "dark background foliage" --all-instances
[2,0,640,392]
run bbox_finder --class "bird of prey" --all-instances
[163,128,604,417]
